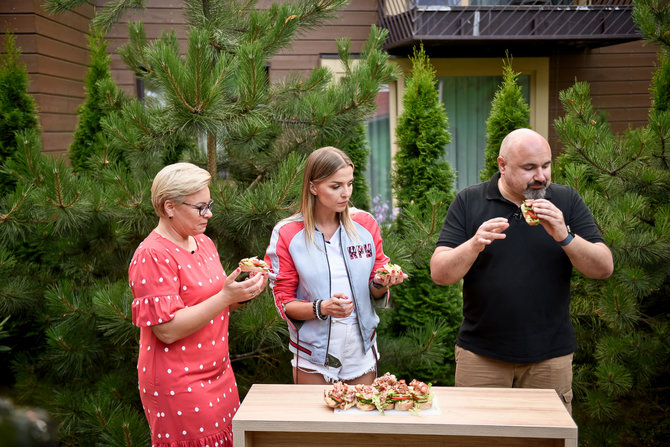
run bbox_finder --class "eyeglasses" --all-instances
[181,199,214,216]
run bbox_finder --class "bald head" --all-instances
[499,128,550,161]
[497,128,552,203]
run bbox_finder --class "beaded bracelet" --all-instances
[314,299,327,320]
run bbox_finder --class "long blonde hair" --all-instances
[299,146,356,246]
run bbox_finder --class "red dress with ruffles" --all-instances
[129,231,239,447]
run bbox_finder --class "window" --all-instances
[390,56,549,191]
[439,74,530,190]
[319,56,548,206]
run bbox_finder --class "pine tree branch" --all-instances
[0,187,29,225]
[563,132,645,177]
[163,64,196,113]
[619,233,665,252]
[271,117,312,125]
[247,174,263,191]
[246,54,257,105]
[409,208,430,236]
[260,14,298,54]
[201,63,228,112]
[608,140,647,176]
[229,345,278,362]
[47,170,81,208]
[114,176,142,208]
[108,301,133,323]
[57,336,71,351]
[59,292,77,313]
[298,0,342,25]
[93,0,145,33]
[8,138,43,186]
[211,107,253,123]
[195,42,202,111]
[422,331,436,353]
[110,125,140,151]
[95,407,107,428]
[274,163,301,211]
[653,120,669,168]
[429,201,438,234]
[123,422,131,447]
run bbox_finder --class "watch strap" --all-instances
[559,232,574,246]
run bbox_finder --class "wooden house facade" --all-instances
[0,0,659,196]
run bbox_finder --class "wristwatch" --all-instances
[371,280,386,290]
[558,227,574,246]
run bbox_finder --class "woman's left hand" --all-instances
[372,271,408,289]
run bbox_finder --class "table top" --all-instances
[233,384,577,439]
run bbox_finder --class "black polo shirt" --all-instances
[437,173,604,363]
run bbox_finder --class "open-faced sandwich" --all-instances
[323,381,356,410]
[354,384,378,411]
[323,372,434,414]
[375,263,403,277]
[372,372,397,390]
[520,200,540,226]
[390,379,414,411]
[409,378,434,410]
[238,257,271,273]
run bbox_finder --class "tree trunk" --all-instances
[207,130,217,177]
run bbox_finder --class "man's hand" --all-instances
[431,217,509,285]
[526,199,569,242]
[471,217,510,252]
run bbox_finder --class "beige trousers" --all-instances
[454,345,574,414]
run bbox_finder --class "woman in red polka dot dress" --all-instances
[129,162,268,447]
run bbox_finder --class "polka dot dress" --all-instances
[129,231,239,447]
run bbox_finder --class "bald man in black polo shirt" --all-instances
[430,128,613,413]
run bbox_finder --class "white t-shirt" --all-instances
[326,226,357,323]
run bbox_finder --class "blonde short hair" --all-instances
[151,162,211,217]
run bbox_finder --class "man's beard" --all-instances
[523,181,547,200]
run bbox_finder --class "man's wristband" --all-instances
[558,230,574,246]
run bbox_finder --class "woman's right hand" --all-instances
[321,293,354,318]
[221,268,267,305]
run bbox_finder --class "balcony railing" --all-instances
[378,0,640,51]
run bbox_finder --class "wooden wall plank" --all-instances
[587,80,653,95]
[555,52,658,69]
[121,8,192,23]
[33,94,84,115]
[30,74,86,98]
[278,38,369,56]
[41,132,74,153]
[269,55,323,71]
[40,113,80,132]
[106,23,189,39]
[33,15,91,48]
[35,36,91,66]
[558,67,654,82]
[22,54,88,81]
[0,0,40,14]
[548,39,657,152]
[0,15,37,33]
[13,33,37,53]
